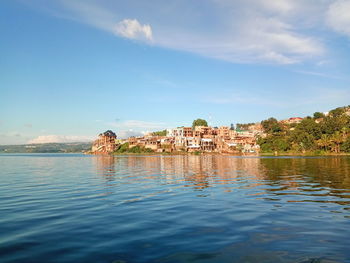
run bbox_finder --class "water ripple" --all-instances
[0,154,350,263]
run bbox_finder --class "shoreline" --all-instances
[87,151,350,157]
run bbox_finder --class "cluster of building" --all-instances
[89,107,350,155]
[91,124,265,154]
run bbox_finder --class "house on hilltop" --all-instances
[91,130,117,154]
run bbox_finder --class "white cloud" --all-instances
[114,19,152,41]
[327,0,350,37]
[28,135,94,144]
[33,0,334,64]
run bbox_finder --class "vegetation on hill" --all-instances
[0,143,92,153]
[152,130,167,136]
[258,106,350,154]
[236,123,255,130]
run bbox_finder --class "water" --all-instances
[1,154,350,263]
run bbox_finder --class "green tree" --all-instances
[316,134,331,151]
[329,107,345,117]
[296,118,322,139]
[115,143,129,153]
[330,131,344,153]
[261,117,282,133]
[192,119,208,129]
[258,105,350,154]
[152,130,167,136]
[313,112,325,119]
[341,137,350,152]
[257,135,290,152]
[321,115,349,134]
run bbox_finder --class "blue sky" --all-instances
[1,0,350,144]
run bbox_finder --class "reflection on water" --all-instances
[93,155,350,205]
[0,154,350,263]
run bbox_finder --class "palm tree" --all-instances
[317,134,331,151]
[330,131,344,153]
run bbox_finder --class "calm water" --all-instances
[1,154,350,263]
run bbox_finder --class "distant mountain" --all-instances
[0,142,92,153]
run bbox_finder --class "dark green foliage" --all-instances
[320,115,349,135]
[115,143,130,153]
[115,143,154,154]
[128,146,143,153]
[292,118,322,140]
[313,112,325,119]
[341,137,350,152]
[192,119,208,129]
[329,107,345,117]
[258,136,290,152]
[258,106,350,153]
[152,130,167,136]
[261,118,282,133]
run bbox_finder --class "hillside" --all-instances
[258,106,350,154]
[0,142,92,153]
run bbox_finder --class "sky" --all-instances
[1,0,350,144]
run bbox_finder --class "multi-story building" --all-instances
[217,126,230,139]
[91,130,117,154]
[186,137,201,152]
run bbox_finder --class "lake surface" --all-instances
[1,154,350,263]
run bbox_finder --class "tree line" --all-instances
[258,106,350,153]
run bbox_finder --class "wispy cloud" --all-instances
[327,0,350,37]
[294,70,344,80]
[54,0,153,42]
[30,0,337,65]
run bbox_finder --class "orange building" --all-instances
[91,130,117,154]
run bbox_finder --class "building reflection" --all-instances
[91,155,350,205]
[92,155,116,181]
[92,155,268,189]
